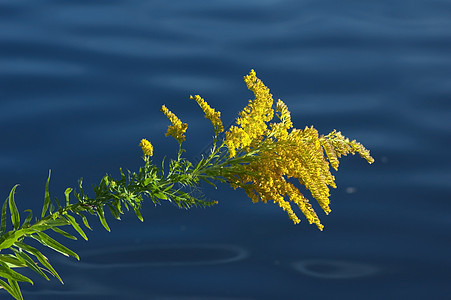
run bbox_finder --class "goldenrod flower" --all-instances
[160,105,188,143]
[226,69,274,157]
[222,69,374,230]
[190,95,224,134]
[139,139,153,156]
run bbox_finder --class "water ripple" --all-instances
[293,259,379,279]
[64,244,248,269]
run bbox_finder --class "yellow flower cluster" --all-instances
[190,95,224,134]
[139,139,153,156]
[160,105,188,143]
[319,130,375,170]
[226,69,274,157]
[224,70,374,230]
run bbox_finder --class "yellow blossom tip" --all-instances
[190,95,224,134]
[139,139,153,156]
[160,105,188,143]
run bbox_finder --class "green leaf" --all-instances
[143,177,154,186]
[21,210,33,228]
[8,185,20,230]
[31,232,79,260]
[8,279,23,300]
[155,192,167,200]
[0,262,33,284]
[78,178,85,198]
[14,242,63,284]
[201,177,217,188]
[1,198,7,235]
[96,207,110,232]
[49,203,55,215]
[12,249,49,281]
[54,196,62,210]
[163,184,174,192]
[64,214,88,241]
[133,205,144,222]
[0,229,30,251]
[0,254,26,268]
[42,218,70,227]
[51,227,77,240]
[114,199,123,215]
[76,212,92,231]
[64,188,73,207]
[107,203,120,220]
[41,170,52,219]
[0,279,20,300]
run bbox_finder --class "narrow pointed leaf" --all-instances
[133,206,143,222]
[42,218,69,227]
[107,203,120,220]
[8,185,20,230]
[114,199,123,215]
[0,254,26,268]
[0,262,33,284]
[41,170,51,219]
[155,192,167,200]
[143,177,154,186]
[1,198,7,235]
[0,279,20,300]
[21,210,33,228]
[78,178,85,197]
[51,227,77,240]
[54,196,62,210]
[163,184,174,191]
[31,232,79,260]
[64,214,88,240]
[96,207,110,232]
[76,212,92,231]
[201,177,217,188]
[0,228,29,251]
[64,188,72,207]
[14,242,63,284]
[49,203,55,214]
[8,279,23,300]
[12,249,49,280]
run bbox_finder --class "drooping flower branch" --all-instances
[0,70,373,299]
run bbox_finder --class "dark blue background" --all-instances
[1,1,450,299]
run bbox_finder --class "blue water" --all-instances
[1,0,450,299]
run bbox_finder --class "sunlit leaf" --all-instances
[54,196,62,210]
[51,227,77,240]
[12,249,49,281]
[8,185,20,230]
[21,210,33,228]
[64,188,73,207]
[0,262,33,284]
[96,207,110,232]
[42,218,70,227]
[0,279,20,300]
[14,241,63,284]
[143,178,153,186]
[133,205,143,222]
[41,170,51,219]
[76,212,92,231]
[31,232,79,260]
[64,214,88,240]
[107,203,120,220]
[8,279,23,300]
[0,254,26,268]
[1,198,7,235]
[0,229,30,251]
[114,199,123,215]
[155,192,167,200]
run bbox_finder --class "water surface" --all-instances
[1,0,450,299]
